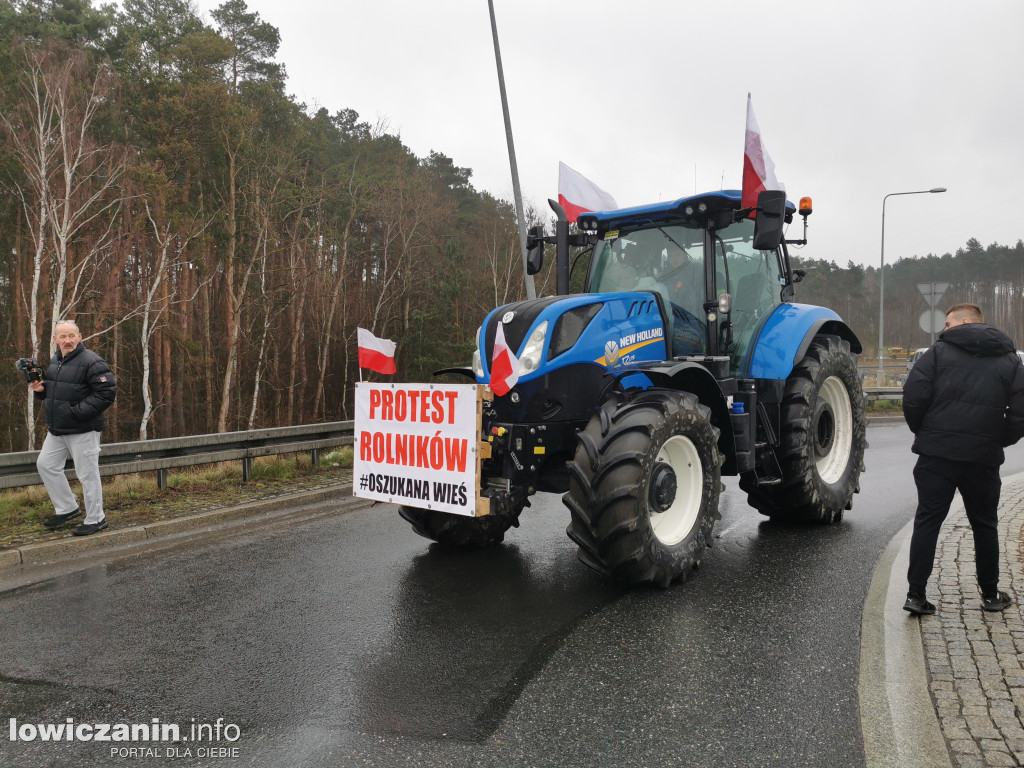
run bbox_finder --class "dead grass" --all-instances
[865,400,903,417]
[0,446,353,550]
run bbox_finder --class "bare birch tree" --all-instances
[310,168,361,420]
[1,45,58,448]
[1,44,126,447]
[138,202,207,439]
[45,57,126,333]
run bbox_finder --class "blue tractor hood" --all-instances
[477,292,669,384]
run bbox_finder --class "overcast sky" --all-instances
[195,0,1024,269]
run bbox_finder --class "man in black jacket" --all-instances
[903,303,1024,615]
[30,320,116,536]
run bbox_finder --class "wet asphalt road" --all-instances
[4,425,1024,768]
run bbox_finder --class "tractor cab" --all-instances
[580,192,794,377]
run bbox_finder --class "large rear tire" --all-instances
[399,500,523,548]
[740,335,867,523]
[564,389,722,588]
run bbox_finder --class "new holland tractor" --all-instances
[399,189,867,587]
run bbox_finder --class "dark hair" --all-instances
[945,303,984,324]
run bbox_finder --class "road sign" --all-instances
[920,309,945,334]
[918,282,950,308]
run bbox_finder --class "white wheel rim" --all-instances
[650,435,703,546]
[816,375,853,484]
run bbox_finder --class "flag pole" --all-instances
[487,0,536,300]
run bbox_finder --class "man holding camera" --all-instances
[29,319,116,535]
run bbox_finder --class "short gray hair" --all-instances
[54,319,80,334]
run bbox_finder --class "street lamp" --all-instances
[877,187,947,382]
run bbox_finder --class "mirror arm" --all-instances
[782,208,810,246]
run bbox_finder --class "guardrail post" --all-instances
[157,468,168,490]
[311,448,320,468]
[242,457,252,482]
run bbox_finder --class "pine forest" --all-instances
[0,0,1020,452]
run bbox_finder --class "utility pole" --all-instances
[487,0,536,300]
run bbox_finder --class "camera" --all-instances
[15,358,44,384]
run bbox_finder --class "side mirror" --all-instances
[526,225,545,275]
[752,190,787,251]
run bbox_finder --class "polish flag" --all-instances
[357,327,397,374]
[489,322,520,396]
[558,162,618,223]
[741,94,784,210]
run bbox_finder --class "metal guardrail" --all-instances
[0,421,355,491]
[862,386,904,403]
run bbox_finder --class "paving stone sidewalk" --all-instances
[921,479,1024,768]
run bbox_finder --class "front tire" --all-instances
[564,389,722,588]
[740,335,867,523]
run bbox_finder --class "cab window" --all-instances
[714,218,785,375]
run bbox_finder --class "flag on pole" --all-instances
[489,322,520,396]
[558,162,618,223]
[741,94,784,210]
[357,327,397,374]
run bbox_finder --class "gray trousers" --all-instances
[36,431,105,524]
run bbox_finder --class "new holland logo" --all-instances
[604,339,620,366]
[502,311,515,324]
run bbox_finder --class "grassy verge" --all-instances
[865,400,904,417]
[0,446,353,551]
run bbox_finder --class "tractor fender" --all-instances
[631,361,734,461]
[749,303,862,381]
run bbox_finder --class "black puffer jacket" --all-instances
[904,323,1024,466]
[35,343,116,435]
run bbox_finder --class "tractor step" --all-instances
[753,442,783,486]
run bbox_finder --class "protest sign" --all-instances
[353,383,484,516]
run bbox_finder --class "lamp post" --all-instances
[877,187,947,382]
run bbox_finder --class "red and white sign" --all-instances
[558,162,618,223]
[354,382,479,516]
[489,322,520,397]
[741,94,784,210]
[357,327,397,374]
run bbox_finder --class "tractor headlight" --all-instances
[518,321,548,375]
[471,326,484,377]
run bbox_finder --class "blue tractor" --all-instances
[399,189,867,587]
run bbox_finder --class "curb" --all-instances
[860,519,954,768]
[0,484,360,571]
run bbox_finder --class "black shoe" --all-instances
[903,594,936,615]
[982,591,1013,612]
[72,518,108,536]
[42,509,82,529]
